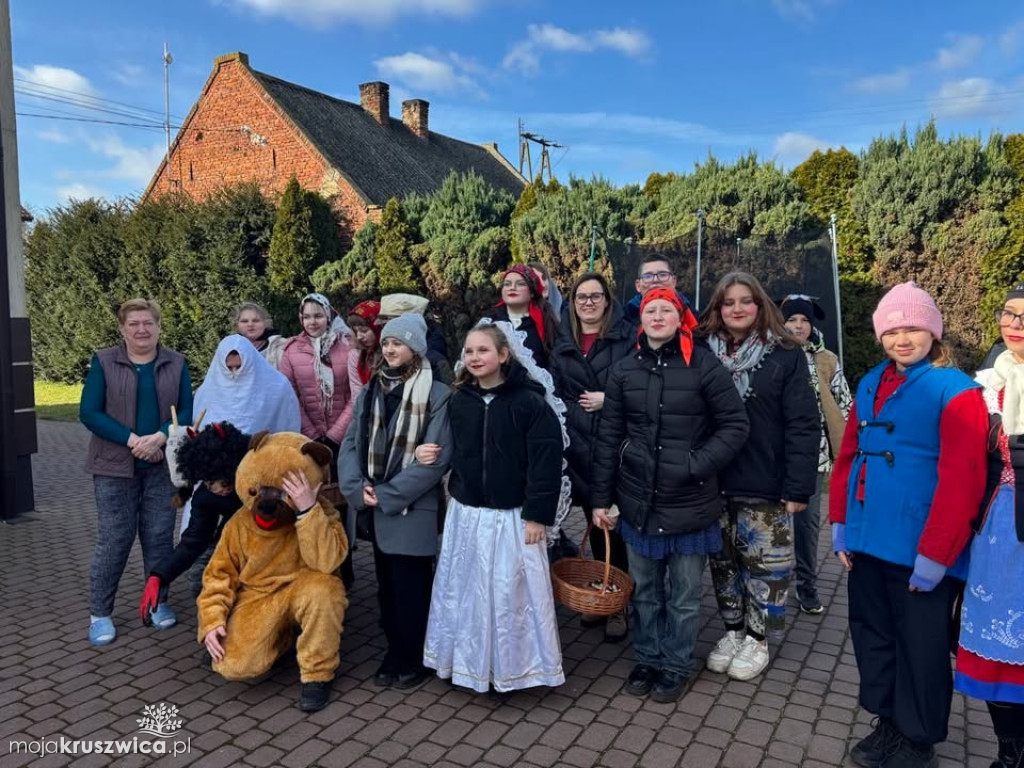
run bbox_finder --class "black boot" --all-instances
[992,737,1024,768]
[297,681,332,712]
[850,717,903,768]
[881,738,937,768]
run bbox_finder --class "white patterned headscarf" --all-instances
[301,293,340,413]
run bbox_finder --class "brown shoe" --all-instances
[580,613,606,628]
[604,611,628,642]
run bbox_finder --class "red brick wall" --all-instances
[147,55,368,242]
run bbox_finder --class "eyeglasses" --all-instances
[996,309,1024,327]
[502,280,529,290]
[639,271,674,283]
[574,293,607,306]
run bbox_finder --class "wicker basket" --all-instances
[551,524,633,616]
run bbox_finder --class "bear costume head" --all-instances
[235,431,333,530]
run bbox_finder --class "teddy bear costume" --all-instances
[197,431,349,698]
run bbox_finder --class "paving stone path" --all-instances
[0,421,999,767]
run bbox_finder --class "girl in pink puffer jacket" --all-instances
[279,293,354,481]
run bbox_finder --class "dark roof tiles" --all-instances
[253,71,524,205]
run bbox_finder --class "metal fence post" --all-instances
[695,209,704,311]
[829,213,845,369]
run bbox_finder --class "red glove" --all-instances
[139,576,161,625]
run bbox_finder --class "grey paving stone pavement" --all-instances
[0,421,997,766]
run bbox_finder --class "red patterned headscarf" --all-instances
[349,300,383,385]
[498,264,547,344]
[638,287,695,364]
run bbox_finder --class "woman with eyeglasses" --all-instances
[698,272,820,682]
[778,295,852,615]
[550,272,636,642]
[954,287,1024,768]
[484,264,560,370]
[829,282,989,768]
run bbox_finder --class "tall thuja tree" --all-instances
[268,176,343,304]
[980,134,1024,344]
[853,123,1015,367]
[792,148,880,382]
[312,220,380,299]
[156,184,277,371]
[645,153,813,241]
[410,171,515,344]
[375,198,419,293]
[510,176,650,289]
[25,198,131,382]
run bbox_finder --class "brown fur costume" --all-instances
[197,431,349,684]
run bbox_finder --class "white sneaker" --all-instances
[706,630,745,673]
[727,636,770,680]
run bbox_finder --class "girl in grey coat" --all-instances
[339,314,452,690]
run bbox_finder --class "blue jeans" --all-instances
[626,543,705,676]
[90,466,176,616]
[793,474,824,604]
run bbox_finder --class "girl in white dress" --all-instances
[421,320,568,692]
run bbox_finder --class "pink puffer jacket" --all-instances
[279,333,354,444]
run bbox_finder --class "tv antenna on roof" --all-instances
[518,119,564,184]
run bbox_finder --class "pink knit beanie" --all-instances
[872,281,943,341]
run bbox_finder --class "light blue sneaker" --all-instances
[150,603,177,630]
[89,616,116,646]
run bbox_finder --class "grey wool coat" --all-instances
[339,379,452,557]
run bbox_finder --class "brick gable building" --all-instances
[144,52,525,240]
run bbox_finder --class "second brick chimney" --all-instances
[402,99,430,139]
[359,81,390,125]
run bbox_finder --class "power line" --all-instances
[15,88,172,124]
[16,112,166,129]
[12,76,184,121]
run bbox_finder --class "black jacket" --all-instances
[717,342,820,503]
[447,362,564,524]
[483,305,552,370]
[151,486,240,584]
[551,303,636,507]
[592,335,750,534]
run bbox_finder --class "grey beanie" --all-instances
[380,313,428,357]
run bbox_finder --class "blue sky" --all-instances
[11,0,1024,212]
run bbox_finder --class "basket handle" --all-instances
[579,522,613,595]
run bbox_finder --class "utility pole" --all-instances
[163,43,173,163]
[829,213,845,368]
[695,208,705,311]
[517,122,564,185]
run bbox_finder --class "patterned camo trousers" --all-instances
[710,498,795,638]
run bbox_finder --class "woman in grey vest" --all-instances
[79,298,193,646]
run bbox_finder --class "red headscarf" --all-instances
[638,287,695,364]
[498,264,547,344]
[349,300,383,384]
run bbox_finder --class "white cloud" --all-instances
[219,0,483,27]
[13,64,95,96]
[772,132,830,167]
[56,182,106,201]
[1000,21,1024,54]
[934,34,984,70]
[931,77,998,117]
[771,0,836,22]
[851,69,911,94]
[37,128,70,144]
[374,52,484,97]
[87,136,166,183]
[113,64,147,88]
[504,23,652,75]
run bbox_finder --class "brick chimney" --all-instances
[402,99,430,139]
[359,81,390,125]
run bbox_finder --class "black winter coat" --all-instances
[151,486,240,584]
[591,335,750,535]
[551,303,636,507]
[483,305,552,370]
[447,362,564,524]
[716,341,820,503]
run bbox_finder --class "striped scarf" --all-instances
[366,360,433,484]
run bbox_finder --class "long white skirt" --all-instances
[423,499,565,693]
